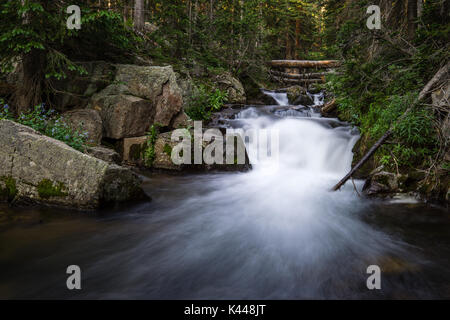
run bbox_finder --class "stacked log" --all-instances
[270,70,332,79]
[269,60,341,85]
[269,60,341,68]
[271,76,324,84]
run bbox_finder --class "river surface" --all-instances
[0,91,449,299]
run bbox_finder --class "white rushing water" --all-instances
[5,91,420,299]
[76,91,410,299]
[261,89,289,106]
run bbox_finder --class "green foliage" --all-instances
[37,179,68,199]
[0,103,13,120]
[0,1,139,87]
[185,85,228,121]
[323,0,448,170]
[1,103,88,151]
[329,64,439,168]
[0,176,17,201]
[144,124,160,167]
[163,144,173,157]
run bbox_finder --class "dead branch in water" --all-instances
[321,98,337,114]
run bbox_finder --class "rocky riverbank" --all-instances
[0,60,249,209]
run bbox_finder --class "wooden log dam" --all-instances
[269,60,341,86]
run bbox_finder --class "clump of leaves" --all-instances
[144,124,160,167]
[0,103,13,120]
[185,85,228,121]
[1,103,88,152]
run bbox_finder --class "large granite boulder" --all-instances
[91,93,155,139]
[0,120,147,209]
[213,72,246,104]
[63,109,103,145]
[89,65,184,139]
[176,74,198,108]
[114,65,183,127]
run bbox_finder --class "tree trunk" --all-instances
[134,0,144,30]
[407,0,417,40]
[417,0,423,18]
[14,50,45,115]
[295,19,301,60]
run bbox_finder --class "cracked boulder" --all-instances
[0,120,148,209]
[213,72,246,104]
[89,65,184,140]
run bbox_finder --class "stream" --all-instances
[0,91,449,299]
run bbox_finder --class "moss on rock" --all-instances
[37,179,68,199]
[163,143,172,157]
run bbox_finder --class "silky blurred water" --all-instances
[0,92,449,299]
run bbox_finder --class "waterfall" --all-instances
[261,89,289,106]
[3,90,422,300]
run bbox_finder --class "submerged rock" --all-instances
[362,169,404,197]
[286,86,312,105]
[0,120,147,209]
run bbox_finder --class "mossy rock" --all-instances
[37,179,68,199]
[0,119,147,209]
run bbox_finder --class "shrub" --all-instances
[185,85,228,121]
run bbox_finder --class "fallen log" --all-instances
[271,76,324,84]
[270,60,341,68]
[321,98,336,114]
[331,61,450,191]
[270,70,333,79]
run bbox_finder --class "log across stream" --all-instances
[0,91,449,299]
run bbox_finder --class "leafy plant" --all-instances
[185,85,228,121]
[144,124,160,167]
[1,103,88,152]
[0,103,13,120]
